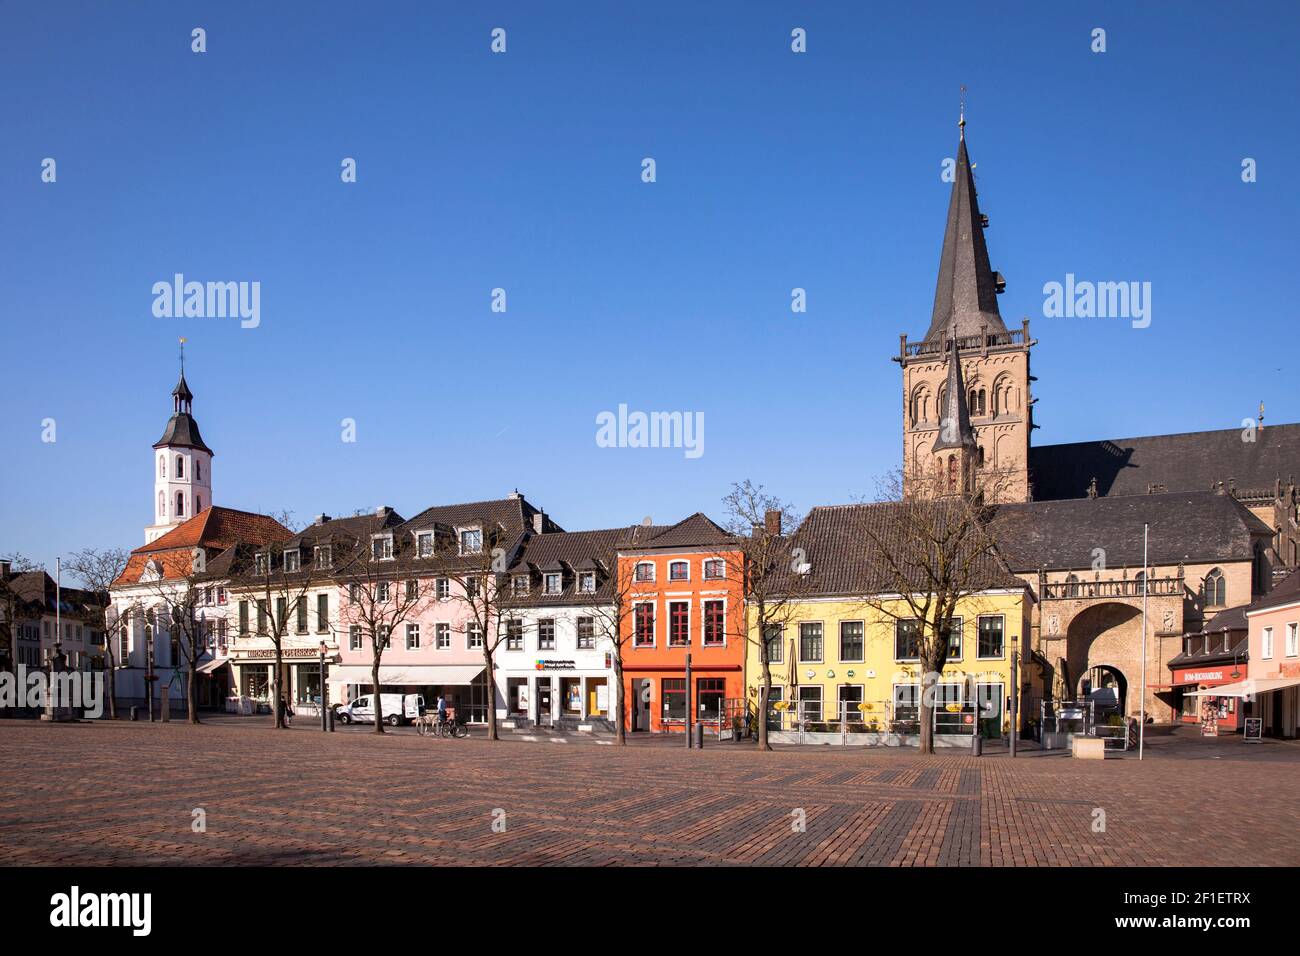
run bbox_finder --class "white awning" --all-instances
[196,657,229,675]
[1184,676,1300,698]
[326,664,484,687]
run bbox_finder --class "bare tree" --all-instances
[231,532,333,730]
[852,466,1014,754]
[135,571,218,724]
[436,526,521,742]
[336,542,439,734]
[575,537,641,746]
[65,548,130,719]
[0,553,44,675]
[715,481,811,751]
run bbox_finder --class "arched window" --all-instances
[195,495,202,514]
[1135,570,1146,596]
[1203,568,1225,607]
[196,459,202,481]
[909,385,930,427]
[176,492,185,518]
[159,456,166,478]
[968,388,986,417]
[176,456,184,479]
[946,455,958,493]
[158,491,165,516]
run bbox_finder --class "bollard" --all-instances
[695,723,704,749]
[328,708,335,732]
[129,706,139,722]
[971,732,982,756]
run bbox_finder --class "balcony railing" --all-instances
[899,322,1030,361]
[1041,577,1182,601]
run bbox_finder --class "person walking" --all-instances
[281,694,294,728]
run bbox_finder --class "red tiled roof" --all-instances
[113,507,291,586]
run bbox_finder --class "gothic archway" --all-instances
[1065,602,1143,710]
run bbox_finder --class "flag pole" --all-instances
[1139,523,1148,760]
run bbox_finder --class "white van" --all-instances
[335,693,424,726]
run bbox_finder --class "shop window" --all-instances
[893,684,919,722]
[662,678,686,721]
[697,678,725,721]
[837,684,864,724]
[797,685,823,722]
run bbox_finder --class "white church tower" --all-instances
[145,344,214,543]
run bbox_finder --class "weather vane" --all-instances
[959,84,967,138]
[179,336,186,374]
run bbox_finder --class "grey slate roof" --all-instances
[989,491,1271,572]
[925,135,1006,341]
[768,502,1025,599]
[1246,566,1300,613]
[619,513,732,550]
[506,528,624,606]
[1029,423,1300,501]
[154,413,213,455]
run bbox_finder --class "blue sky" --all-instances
[3,1,1297,572]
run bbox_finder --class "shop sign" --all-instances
[239,648,320,660]
[534,659,576,671]
[1185,670,1225,682]
[1244,717,1263,742]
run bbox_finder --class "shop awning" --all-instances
[1184,676,1300,698]
[196,657,229,676]
[326,664,484,686]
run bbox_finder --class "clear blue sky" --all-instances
[3,1,1297,572]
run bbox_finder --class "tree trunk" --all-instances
[613,657,626,745]
[372,657,384,734]
[483,642,497,741]
[918,697,935,754]
[187,657,200,724]
[106,654,117,720]
[273,645,285,729]
[758,658,772,751]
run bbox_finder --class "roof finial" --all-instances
[958,84,967,140]
[179,336,186,375]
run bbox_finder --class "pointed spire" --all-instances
[932,331,977,452]
[926,122,1006,342]
[172,338,193,412]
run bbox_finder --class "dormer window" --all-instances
[460,528,483,555]
[283,550,300,573]
[579,572,596,594]
[544,572,562,595]
[669,560,689,582]
[634,562,655,583]
[254,553,269,576]
[314,546,332,569]
[416,532,434,558]
[372,535,394,561]
[512,574,530,595]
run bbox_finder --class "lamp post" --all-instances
[684,652,693,749]
[319,641,329,733]
[1009,650,1019,758]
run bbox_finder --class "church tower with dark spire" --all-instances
[894,111,1034,502]
[145,342,215,542]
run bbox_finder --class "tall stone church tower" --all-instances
[896,117,1034,502]
[144,352,214,543]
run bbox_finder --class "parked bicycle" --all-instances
[415,712,467,738]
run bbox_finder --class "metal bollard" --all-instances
[327,708,335,732]
[695,723,704,749]
[129,706,139,722]
[971,732,982,756]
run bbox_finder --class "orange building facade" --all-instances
[618,514,746,735]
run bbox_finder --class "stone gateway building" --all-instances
[901,119,1300,720]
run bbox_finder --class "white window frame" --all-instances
[634,561,655,583]
[458,527,483,555]
[371,534,394,561]
[314,545,332,569]
[513,574,530,596]
[667,599,691,648]
[1286,622,1298,658]
[466,623,484,650]
[1262,626,1274,659]
[701,597,727,648]
[416,532,434,558]
[544,572,562,595]
[668,560,690,582]
[838,620,865,663]
[435,577,450,600]
[405,623,420,650]
[973,614,1002,660]
[578,572,596,594]
[348,625,362,651]
[537,618,557,651]
[703,558,725,580]
[283,549,300,573]
[435,622,450,650]
[633,600,656,648]
[798,620,825,664]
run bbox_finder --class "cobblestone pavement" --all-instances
[2,718,1298,866]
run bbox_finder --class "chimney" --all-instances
[315,514,332,525]
[532,512,546,534]
[375,505,391,517]
[0,559,10,579]
[507,489,523,500]
[764,509,782,536]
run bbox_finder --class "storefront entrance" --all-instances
[537,683,553,724]
[632,678,651,731]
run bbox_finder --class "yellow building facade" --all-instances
[746,588,1034,744]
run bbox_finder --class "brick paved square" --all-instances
[2,718,1299,866]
